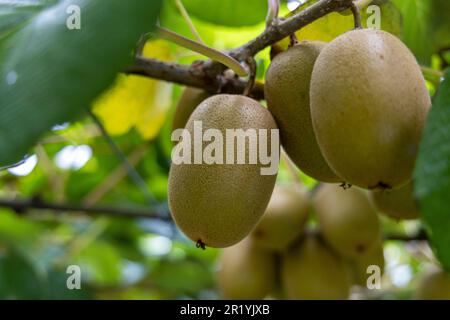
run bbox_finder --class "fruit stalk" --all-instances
[350,2,363,29]
[354,0,374,10]
[266,0,280,26]
[243,57,257,96]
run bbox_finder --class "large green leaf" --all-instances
[414,70,450,270]
[0,249,44,299]
[182,0,268,27]
[0,0,162,167]
[0,0,57,39]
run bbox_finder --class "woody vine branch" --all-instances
[125,0,356,99]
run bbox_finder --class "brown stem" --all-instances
[0,196,430,243]
[0,196,171,221]
[126,0,354,99]
[351,1,363,29]
[125,57,265,99]
[243,57,257,96]
[289,33,299,47]
[385,230,428,242]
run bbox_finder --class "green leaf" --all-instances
[0,210,42,246]
[429,0,450,52]
[275,0,401,51]
[46,270,93,299]
[0,0,57,39]
[0,248,44,299]
[150,259,214,296]
[77,241,123,286]
[389,0,450,64]
[182,0,268,27]
[414,70,450,270]
[0,0,162,167]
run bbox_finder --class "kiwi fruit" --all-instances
[265,41,341,183]
[219,237,277,299]
[314,184,381,258]
[370,181,420,220]
[168,94,278,248]
[172,87,210,132]
[349,240,385,287]
[251,185,311,251]
[310,29,431,190]
[281,234,351,300]
[414,268,450,300]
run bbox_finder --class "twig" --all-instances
[223,0,352,62]
[87,110,158,206]
[174,0,204,43]
[126,0,354,97]
[385,229,428,242]
[351,1,363,29]
[156,27,248,77]
[243,57,257,96]
[83,146,148,207]
[0,196,432,242]
[0,197,171,220]
[289,33,299,47]
[125,57,265,99]
[421,66,444,87]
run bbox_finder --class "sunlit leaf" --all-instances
[275,0,402,51]
[93,40,173,140]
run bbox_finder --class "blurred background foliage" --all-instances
[0,0,448,299]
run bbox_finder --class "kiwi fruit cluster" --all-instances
[218,184,385,300]
[266,29,431,190]
[168,27,437,298]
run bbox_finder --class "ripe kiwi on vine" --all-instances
[168,94,278,248]
[265,41,342,183]
[310,29,431,190]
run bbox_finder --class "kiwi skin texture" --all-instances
[281,234,351,300]
[168,94,278,248]
[414,268,450,300]
[251,185,310,251]
[310,29,431,190]
[219,237,277,300]
[172,87,210,132]
[265,41,341,183]
[348,240,385,287]
[370,181,420,220]
[314,184,381,258]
